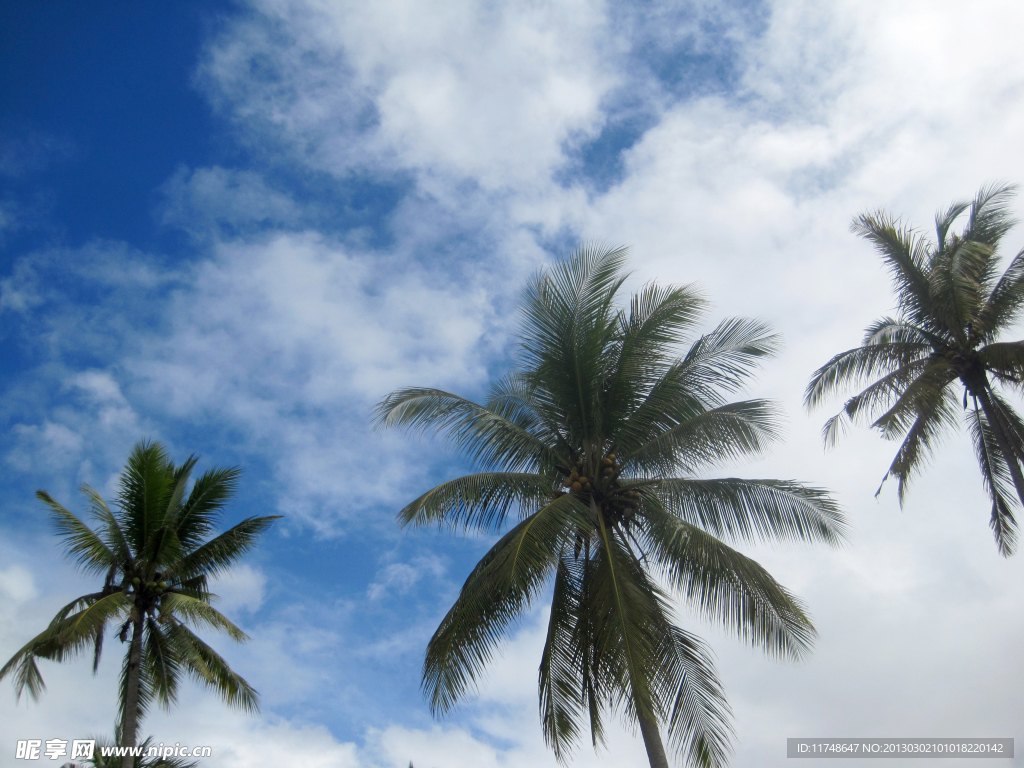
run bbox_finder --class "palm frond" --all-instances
[398,472,554,531]
[37,491,117,575]
[56,593,132,653]
[601,283,708,431]
[986,387,1024,450]
[539,556,587,763]
[0,634,53,701]
[166,621,259,714]
[979,341,1024,386]
[374,387,552,472]
[976,247,1024,339]
[804,339,930,412]
[821,358,933,445]
[961,182,1018,247]
[878,387,960,503]
[935,198,971,249]
[642,509,816,661]
[870,358,958,440]
[966,402,1019,555]
[424,495,590,715]
[144,617,182,710]
[81,485,134,570]
[661,628,733,768]
[118,441,174,556]
[649,478,846,545]
[626,400,781,476]
[676,318,781,399]
[850,212,932,326]
[173,467,243,550]
[176,515,280,580]
[159,593,249,642]
[928,238,993,341]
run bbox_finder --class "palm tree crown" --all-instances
[806,184,1024,556]
[377,245,845,768]
[1,441,280,768]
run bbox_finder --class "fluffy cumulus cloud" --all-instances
[4,0,1024,766]
[200,0,613,186]
[123,230,503,530]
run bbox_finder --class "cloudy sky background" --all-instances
[2,1,1023,766]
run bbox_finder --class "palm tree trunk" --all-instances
[638,712,671,768]
[121,611,145,768]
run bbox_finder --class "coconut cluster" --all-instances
[554,454,643,526]
[130,575,169,595]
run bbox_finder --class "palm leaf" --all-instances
[642,509,815,661]
[375,387,552,471]
[539,556,587,763]
[159,593,248,642]
[966,403,1019,555]
[626,400,781,475]
[166,621,259,714]
[804,338,930,411]
[173,467,243,549]
[661,628,733,768]
[144,617,182,710]
[398,472,554,531]
[649,478,846,545]
[176,515,280,580]
[36,491,117,575]
[878,388,960,503]
[850,212,932,327]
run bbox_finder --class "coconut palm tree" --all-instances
[1,440,279,768]
[376,245,845,768]
[806,184,1024,556]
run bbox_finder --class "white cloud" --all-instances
[201,0,615,191]
[0,565,36,603]
[6,421,84,473]
[367,556,445,601]
[212,564,269,615]
[5,367,145,493]
[0,257,43,314]
[158,165,303,236]
[121,230,501,531]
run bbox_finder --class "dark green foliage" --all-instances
[807,184,1024,555]
[379,245,845,768]
[1,441,279,762]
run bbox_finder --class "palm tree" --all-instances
[376,245,845,768]
[1,440,279,768]
[806,184,1024,556]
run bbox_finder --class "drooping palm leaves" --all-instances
[0,441,279,768]
[377,245,845,768]
[807,183,1024,556]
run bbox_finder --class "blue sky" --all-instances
[2,2,1024,767]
